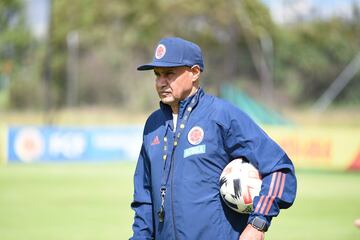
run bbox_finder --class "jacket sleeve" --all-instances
[130,143,154,240]
[223,110,297,228]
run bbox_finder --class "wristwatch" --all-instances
[250,216,269,232]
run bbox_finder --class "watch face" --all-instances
[252,217,268,232]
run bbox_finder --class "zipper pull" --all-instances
[158,187,166,223]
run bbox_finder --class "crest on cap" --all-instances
[155,44,166,59]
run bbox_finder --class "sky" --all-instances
[24,0,360,39]
[25,0,49,39]
[262,0,360,24]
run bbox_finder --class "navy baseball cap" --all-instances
[137,37,204,71]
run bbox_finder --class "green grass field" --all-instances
[0,162,359,240]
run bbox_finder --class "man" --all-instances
[130,37,297,240]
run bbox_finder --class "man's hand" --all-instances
[355,218,360,228]
[239,224,265,240]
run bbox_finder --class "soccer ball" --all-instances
[219,158,262,214]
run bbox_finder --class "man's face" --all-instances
[154,66,194,109]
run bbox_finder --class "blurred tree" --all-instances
[49,0,275,109]
[50,0,165,107]
[0,0,30,63]
[5,0,357,110]
[0,0,32,108]
[274,15,360,104]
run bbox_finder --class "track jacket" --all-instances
[130,88,297,240]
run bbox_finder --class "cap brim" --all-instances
[137,62,187,71]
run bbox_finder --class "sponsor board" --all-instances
[7,126,143,163]
[265,126,360,170]
[5,125,360,170]
[0,124,6,165]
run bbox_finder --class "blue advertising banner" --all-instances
[7,126,143,163]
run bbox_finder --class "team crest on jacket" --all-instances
[155,44,166,59]
[187,126,204,145]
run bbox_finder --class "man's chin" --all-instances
[161,98,176,105]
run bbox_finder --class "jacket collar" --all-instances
[159,87,204,120]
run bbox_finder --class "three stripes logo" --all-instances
[254,172,286,215]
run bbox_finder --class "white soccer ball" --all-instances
[219,158,262,214]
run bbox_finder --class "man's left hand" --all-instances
[239,224,265,240]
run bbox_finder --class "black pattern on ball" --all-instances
[233,178,241,198]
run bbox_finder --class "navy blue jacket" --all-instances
[130,88,297,240]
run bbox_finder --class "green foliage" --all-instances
[274,17,360,103]
[8,72,42,109]
[0,0,33,109]
[0,0,31,61]
[47,0,275,109]
[2,0,360,109]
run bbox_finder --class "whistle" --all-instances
[158,208,165,223]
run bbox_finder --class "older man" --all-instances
[130,37,297,240]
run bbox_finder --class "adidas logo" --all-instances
[151,136,160,145]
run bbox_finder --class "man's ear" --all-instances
[190,65,201,82]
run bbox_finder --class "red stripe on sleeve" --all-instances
[259,196,270,214]
[256,173,276,213]
[255,195,265,213]
[261,172,282,215]
[264,196,275,215]
[267,172,277,196]
[278,174,286,198]
[272,173,282,197]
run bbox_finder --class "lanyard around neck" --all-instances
[158,91,200,222]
